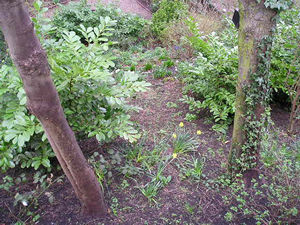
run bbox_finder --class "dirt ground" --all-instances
[0,75,298,224]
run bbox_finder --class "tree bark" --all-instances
[0,0,106,216]
[228,0,277,171]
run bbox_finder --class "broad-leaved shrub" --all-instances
[181,21,238,132]
[0,17,150,172]
[52,1,148,48]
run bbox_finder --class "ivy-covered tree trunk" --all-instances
[228,0,278,171]
[0,0,106,216]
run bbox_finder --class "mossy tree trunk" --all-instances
[228,0,278,172]
[0,0,106,216]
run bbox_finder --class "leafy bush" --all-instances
[151,0,188,36]
[0,65,52,171]
[0,17,150,172]
[51,1,148,47]
[181,22,238,132]
[180,9,299,132]
[270,7,299,99]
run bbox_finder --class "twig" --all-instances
[4,202,24,223]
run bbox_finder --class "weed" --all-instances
[110,197,119,216]
[163,59,175,68]
[139,182,160,203]
[153,66,172,79]
[166,102,178,108]
[185,202,195,215]
[144,63,153,71]
[185,113,197,121]
[130,65,136,71]
[179,157,205,181]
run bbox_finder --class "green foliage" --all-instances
[185,113,197,121]
[270,7,300,96]
[48,21,150,143]
[144,63,153,71]
[151,0,188,36]
[125,136,168,172]
[181,23,238,132]
[221,137,299,224]
[153,65,172,79]
[0,18,150,172]
[139,158,172,203]
[172,130,199,154]
[52,1,148,47]
[179,157,205,181]
[0,65,52,171]
[262,0,293,11]
[184,16,212,57]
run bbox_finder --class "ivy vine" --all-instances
[241,36,273,168]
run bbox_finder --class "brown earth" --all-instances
[1,74,298,224]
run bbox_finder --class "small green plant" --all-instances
[185,202,195,215]
[163,59,175,68]
[153,66,172,79]
[166,102,178,108]
[88,152,108,190]
[144,63,153,71]
[179,157,205,181]
[172,128,199,155]
[139,181,160,203]
[125,137,168,172]
[130,64,136,71]
[185,113,197,121]
[110,197,119,216]
[139,158,172,203]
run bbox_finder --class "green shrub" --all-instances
[181,23,238,132]
[52,1,148,48]
[270,7,299,98]
[0,18,150,172]
[151,0,188,36]
[181,10,299,132]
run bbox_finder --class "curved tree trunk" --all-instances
[228,0,278,171]
[0,0,106,216]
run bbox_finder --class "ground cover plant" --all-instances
[0,0,299,224]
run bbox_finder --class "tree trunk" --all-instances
[0,0,106,216]
[228,0,278,172]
